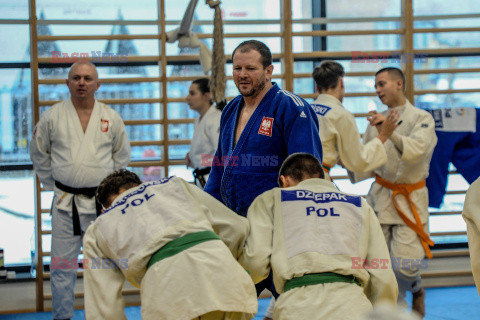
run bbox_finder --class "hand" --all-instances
[367,111,386,127]
[366,110,377,126]
[377,109,400,143]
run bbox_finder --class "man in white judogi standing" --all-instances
[30,61,130,320]
[350,67,437,318]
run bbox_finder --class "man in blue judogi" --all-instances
[204,40,323,218]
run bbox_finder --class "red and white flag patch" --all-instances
[258,117,274,137]
[100,119,109,133]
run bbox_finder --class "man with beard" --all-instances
[204,40,322,217]
[204,40,323,302]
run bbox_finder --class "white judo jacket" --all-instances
[350,100,437,225]
[83,176,257,320]
[312,94,388,179]
[239,178,398,319]
[30,99,131,214]
[462,177,480,297]
[190,105,221,169]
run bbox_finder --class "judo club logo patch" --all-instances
[258,117,274,137]
[100,119,109,133]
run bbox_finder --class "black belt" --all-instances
[193,167,211,188]
[54,181,101,236]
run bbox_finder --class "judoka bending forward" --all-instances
[83,170,257,320]
[240,153,398,320]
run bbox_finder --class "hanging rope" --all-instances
[206,0,226,110]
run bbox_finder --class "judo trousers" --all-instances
[51,205,96,319]
[382,223,426,309]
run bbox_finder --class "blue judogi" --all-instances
[425,108,480,208]
[204,83,323,217]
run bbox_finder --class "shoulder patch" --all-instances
[311,104,332,116]
[279,89,304,107]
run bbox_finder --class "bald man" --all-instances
[30,61,131,320]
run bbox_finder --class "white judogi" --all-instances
[30,98,131,319]
[312,94,387,180]
[239,178,397,320]
[462,177,480,297]
[83,177,257,320]
[30,99,131,212]
[350,100,437,308]
[190,105,221,169]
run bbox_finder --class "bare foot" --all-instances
[412,287,425,318]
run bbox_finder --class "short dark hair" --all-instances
[97,169,142,208]
[191,77,224,111]
[312,60,345,92]
[278,153,324,187]
[232,40,272,69]
[376,67,406,91]
[192,77,210,95]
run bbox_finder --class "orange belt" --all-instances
[322,163,332,173]
[375,175,435,259]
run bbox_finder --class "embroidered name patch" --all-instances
[280,189,363,258]
[258,117,274,137]
[281,190,362,207]
[101,119,109,132]
[311,104,332,116]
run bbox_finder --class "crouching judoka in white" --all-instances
[83,170,257,320]
[30,62,131,320]
[462,177,480,297]
[239,153,398,320]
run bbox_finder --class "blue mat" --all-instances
[0,299,271,320]
[1,286,479,319]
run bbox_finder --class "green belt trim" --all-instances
[322,163,331,172]
[147,230,220,269]
[284,272,360,293]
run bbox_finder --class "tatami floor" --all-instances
[0,287,479,319]
[0,253,478,319]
